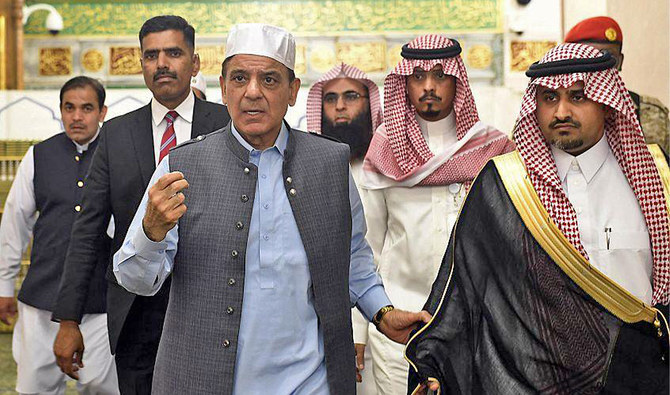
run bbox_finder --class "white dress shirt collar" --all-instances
[552,134,610,183]
[151,91,195,127]
[72,128,100,153]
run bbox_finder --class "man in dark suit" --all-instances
[51,15,230,395]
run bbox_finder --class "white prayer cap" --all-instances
[190,71,206,95]
[225,23,296,70]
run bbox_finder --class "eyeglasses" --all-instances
[323,91,369,105]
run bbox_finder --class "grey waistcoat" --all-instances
[153,123,355,394]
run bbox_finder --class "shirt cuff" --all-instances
[134,225,169,261]
[0,278,16,298]
[356,285,392,322]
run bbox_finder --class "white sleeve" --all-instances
[0,148,37,297]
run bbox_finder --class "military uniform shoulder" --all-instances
[171,127,226,151]
[639,95,669,114]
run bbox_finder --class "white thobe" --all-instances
[551,135,653,304]
[356,113,467,394]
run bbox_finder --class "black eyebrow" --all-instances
[143,47,182,55]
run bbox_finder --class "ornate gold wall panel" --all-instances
[81,49,104,72]
[309,45,336,73]
[510,41,557,73]
[336,42,386,73]
[110,47,141,75]
[198,45,225,76]
[24,0,503,36]
[39,47,72,76]
[466,44,493,70]
[22,1,504,87]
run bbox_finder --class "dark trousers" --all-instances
[603,305,669,394]
[114,279,170,395]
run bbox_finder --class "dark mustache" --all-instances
[154,69,177,81]
[69,122,86,129]
[419,93,441,102]
[550,118,581,129]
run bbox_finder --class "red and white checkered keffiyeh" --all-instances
[306,62,382,134]
[362,34,514,188]
[514,43,670,305]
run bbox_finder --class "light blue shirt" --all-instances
[113,123,390,394]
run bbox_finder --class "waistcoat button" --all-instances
[235,221,244,230]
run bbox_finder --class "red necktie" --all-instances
[159,111,178,162]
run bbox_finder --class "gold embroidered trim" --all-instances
[493,151,656,324]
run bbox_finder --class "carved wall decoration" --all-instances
[21,1,503,87]
[309,45,336,73]
[24,0,503,36]
[336,42,386,73]
[110,47,142,76]
[510,41,557,73]
[466,44,493,69]
[198,46,225,76]
[39,48,72,76]
[81,49,104,73]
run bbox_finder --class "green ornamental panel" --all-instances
[24,0,503,36]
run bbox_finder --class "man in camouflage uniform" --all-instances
[565,16,669,153]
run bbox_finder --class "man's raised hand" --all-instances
[142,171,189,242]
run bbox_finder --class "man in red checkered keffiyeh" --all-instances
[306,63,383,392]
[306,63,382,177]
[355,34,514,394]
[361,34,514,188]
[405,43,670,394]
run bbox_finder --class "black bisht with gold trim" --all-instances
[405,151,669,394]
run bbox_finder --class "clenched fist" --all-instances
[142,171,189,242]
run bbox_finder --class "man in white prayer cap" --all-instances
[190,71,207,100]
[112,23,430,394]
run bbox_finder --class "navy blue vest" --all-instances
[19,132,109,313]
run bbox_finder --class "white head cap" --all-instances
[225,23,296,70]
[190,71,206,95]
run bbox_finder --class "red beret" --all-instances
[564,16,623,44]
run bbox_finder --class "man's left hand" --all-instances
[377,309,431,344]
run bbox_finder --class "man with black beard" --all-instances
[321,104,373,160]
[307,63,382,181]
[306,63,383,394]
